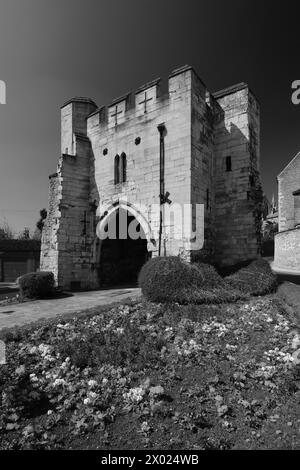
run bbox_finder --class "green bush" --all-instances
[18,271,55,299]
[225,258,277,296]
[138,256,245,304]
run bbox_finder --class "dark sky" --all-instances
[0,0,299,234]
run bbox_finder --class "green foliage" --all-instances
[0,220,14,240]
[0,298,296,449]
[138,256,245,304]
[58,320,166,371]
[18,272,55,299]
[36,208,47,233]
[3,372,51,418]
[261,221,278,256]
[18,227,30,240]
[226,258,277,296]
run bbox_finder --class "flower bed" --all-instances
[0,297,300,449]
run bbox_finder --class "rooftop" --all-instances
[0,239,41,252]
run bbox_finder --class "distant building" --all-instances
[263,193,278,226]
[273,151,300,274]
[0,240,40,282]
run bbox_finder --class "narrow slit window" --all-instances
[206,188,209,210]
[114,154,120,184]
[226,156,232,172]
[121,153,127,183]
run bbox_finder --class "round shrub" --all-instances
[139,256,200,302]
[138,256,241,304]
[193,261,225,288]
[18,271,55,299]
[225,258,277,296]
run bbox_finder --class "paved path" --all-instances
[0,288,141,331]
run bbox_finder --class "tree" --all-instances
[36,209,47,233]
[31,208,48,241]
[18,227,31,240]
[0,220,14,240]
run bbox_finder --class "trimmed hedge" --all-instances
[225,258,277,296]
[18,271,55,299]
[138,256,245,305]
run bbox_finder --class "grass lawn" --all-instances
[0,295,300,450]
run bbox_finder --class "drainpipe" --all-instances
[158,123,166,256]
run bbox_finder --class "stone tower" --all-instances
[41,65,262,290]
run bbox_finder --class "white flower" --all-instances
[53,378,66,387]
[124,387,145,403]
[88,379,98,388]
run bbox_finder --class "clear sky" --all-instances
[0,0,299,235]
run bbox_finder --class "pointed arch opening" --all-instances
[96,202,156,287]
[98,206,151,286]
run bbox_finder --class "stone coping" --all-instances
[271,262,300,276]
[213,82,248,99]
[61,96,97,109]
[275,227,300,236]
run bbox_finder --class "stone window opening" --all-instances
[81,210,87,236]
[114,153,127,184]
[114,154,120,184]
[225,156,232,172]
[120,153,127,183]
[206,188,210,211]
[293,189,300,227]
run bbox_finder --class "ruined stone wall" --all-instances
[41,99,99,290]
[213,85,261,266]
[40,173,60,281]
[277,153,300,232]
[55,142,98,290]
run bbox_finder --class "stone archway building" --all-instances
[40,65,262,290]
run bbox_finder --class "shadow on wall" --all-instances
[198,102,263,267]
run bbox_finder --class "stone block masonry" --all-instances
[273,151,300,275]
[41,65,262,290]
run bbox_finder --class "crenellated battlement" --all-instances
[61,66,256,140]
[86,65,209,133]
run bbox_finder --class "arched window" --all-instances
[114,154,120,184]
[120,153,127,183]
